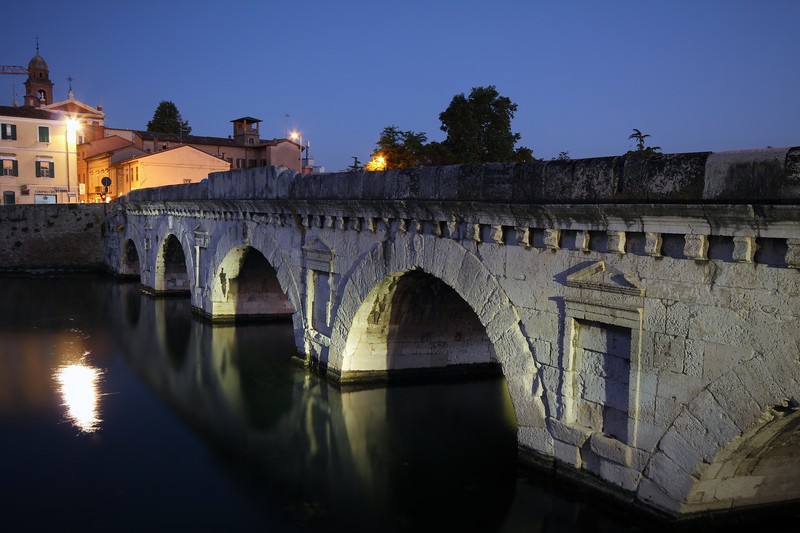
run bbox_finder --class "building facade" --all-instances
[0,105,78,204]
[0,48,105,205]
[105,116,302,174]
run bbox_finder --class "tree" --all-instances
[147,101,191,134]
[370,125,429,170]
[439,85,533,163]
[627,128,660,154]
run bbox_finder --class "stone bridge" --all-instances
[103,148,800,520]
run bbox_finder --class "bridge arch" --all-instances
[120,238,142,281]
[641,354,800,514]
[203,223,301,328]
[153,233,192,294]
[328,233,547,429]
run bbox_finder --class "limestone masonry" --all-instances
[9,147,800,520]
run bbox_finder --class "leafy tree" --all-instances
[147,101,191,134]
[627,128,661,154]
[439,85,533,163]
[553,151,571,161]
[370,126,429,169]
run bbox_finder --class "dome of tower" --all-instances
[28,52,49,73]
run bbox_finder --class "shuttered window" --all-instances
[36,161,54,178]
[38,126,50,143]
[1,123,16,140]
[1,159,17,176]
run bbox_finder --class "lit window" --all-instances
[38,126,50,143]
[36,161,54,178]
[1,159,18,176]
[1,123,16,140]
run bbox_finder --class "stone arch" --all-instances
[153,233,192,294]
[120,238,142,280]
[640,355,800,515]
[117,222,146,279]
[329,233,546,429]
[209,245,295,321]
[340,269,499,375]
[203,223,302,327]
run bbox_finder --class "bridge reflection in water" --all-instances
[117,279,528,530]
[2,277,797,531]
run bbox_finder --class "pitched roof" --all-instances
[0,105,63,121]
[81,135,135,158]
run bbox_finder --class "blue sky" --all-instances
[3,1,798,171]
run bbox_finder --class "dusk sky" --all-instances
[3,1,798,171]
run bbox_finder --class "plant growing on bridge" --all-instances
[627,128,661,155]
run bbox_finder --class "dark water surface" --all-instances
[0,276,796,532]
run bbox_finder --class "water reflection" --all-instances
[113,282,521,530]
[54,362,102,433]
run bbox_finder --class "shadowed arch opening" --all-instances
[120,239,141,281]
[342,269,499,380]
[154,234,190,295]
[211,246,295,322]
[685,404,800,513]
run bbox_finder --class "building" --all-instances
[3,47,307,204]
[111,145,230,199]
[0,47,105,204]
[0,106,79,204]
[105,116,302,173]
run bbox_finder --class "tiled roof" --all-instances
[133,130,292,148]
[0,105,64,121]
[134,130,240,147]
[81,135,135,158]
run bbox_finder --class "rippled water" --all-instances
[0,276,796,532]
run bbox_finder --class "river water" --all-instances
[0,276,796,532]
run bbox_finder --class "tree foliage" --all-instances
[147,101,191,134]
[368,86,534,170]
[371,126,429,169]
[440,85,533,164]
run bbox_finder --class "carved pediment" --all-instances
[303,238,334,272]
[566,261,645,296]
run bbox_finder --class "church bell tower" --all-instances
[24,42,53,107]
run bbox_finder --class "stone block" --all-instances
[645,450,697,502]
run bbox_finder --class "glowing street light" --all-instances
[365,154,387,171]
[64,117,81,202]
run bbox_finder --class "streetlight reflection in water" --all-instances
[55,361,103,433]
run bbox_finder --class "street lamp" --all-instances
[65,117,80,203]
[289,130,304,170]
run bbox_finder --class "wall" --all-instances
[0,204,107,271]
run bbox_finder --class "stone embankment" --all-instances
[0,204,107,272]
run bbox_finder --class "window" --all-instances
[2,191,14,204]
[36,161,54,178]
[38,126,50,143]
[1,123,16,140]
[1,159,18,176]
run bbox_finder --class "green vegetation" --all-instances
[147,101,192,135]
[369,85,534,170]
[627,128,661,155]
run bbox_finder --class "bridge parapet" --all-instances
[123,147,800,205]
